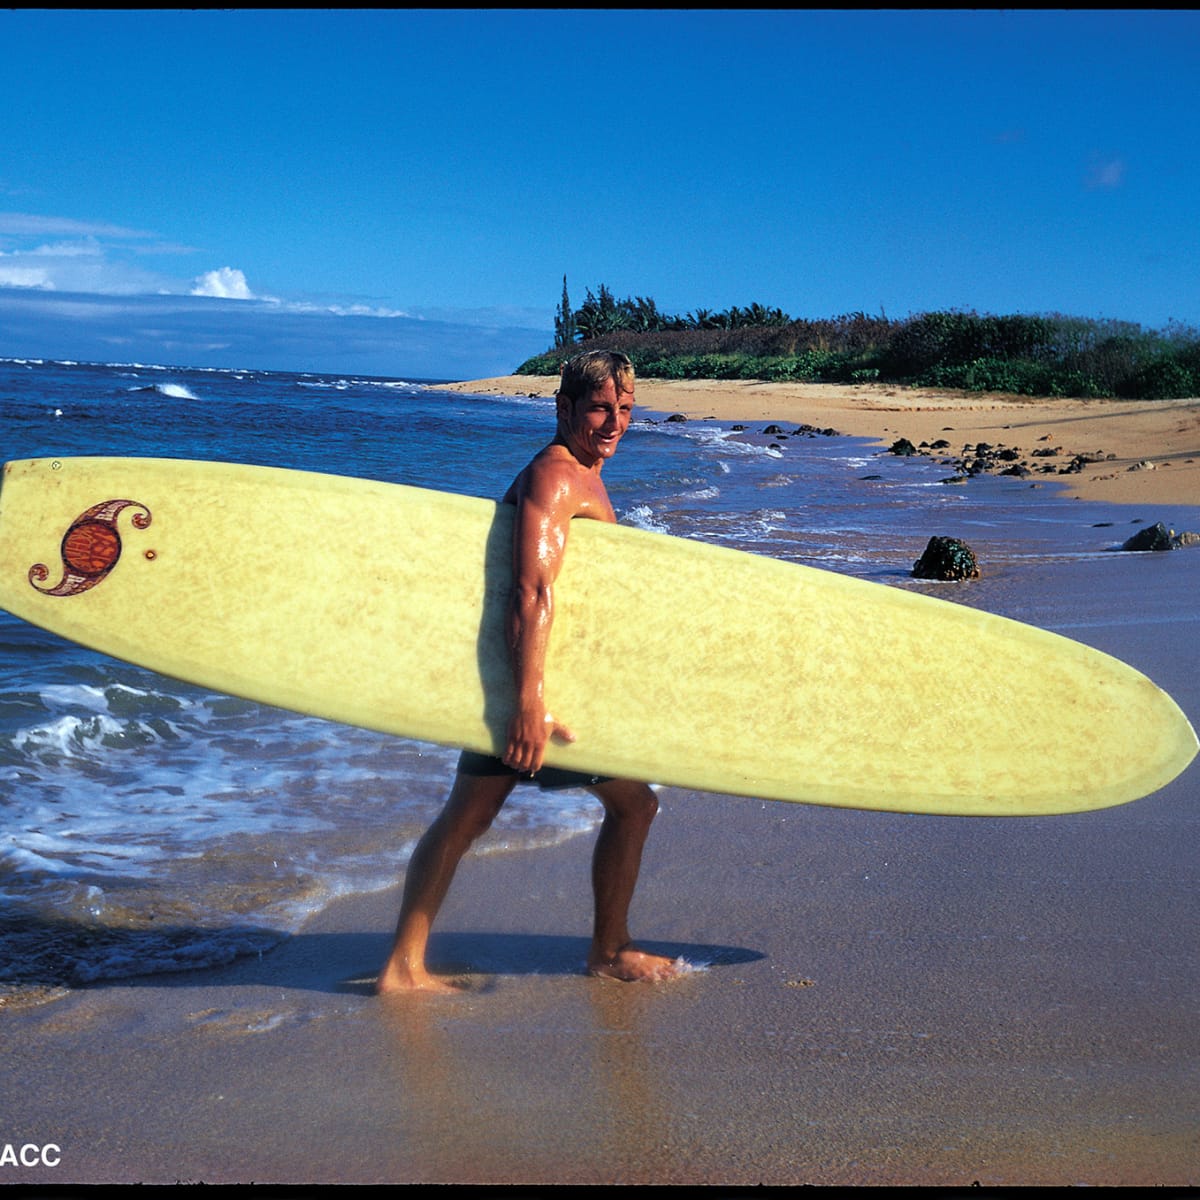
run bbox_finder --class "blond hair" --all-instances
[557,349,634,405]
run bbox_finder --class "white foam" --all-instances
[156,382,198,400]
[622,504,670,533]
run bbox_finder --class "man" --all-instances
[376,350,678,993]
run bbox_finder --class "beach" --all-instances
[1,371,1197,1186]
[445,375,1200,508]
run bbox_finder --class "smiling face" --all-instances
[556,376,634,468]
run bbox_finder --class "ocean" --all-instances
[0,355,1156,1001]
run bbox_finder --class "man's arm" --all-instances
[503,459,577,774]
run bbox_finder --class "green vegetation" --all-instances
[524,283,1200,400]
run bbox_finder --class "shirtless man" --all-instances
[376,350,678,993]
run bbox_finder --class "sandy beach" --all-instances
[1,378,1197,1186]
[444,375,1200,509]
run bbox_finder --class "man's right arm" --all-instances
[503,460,577,773]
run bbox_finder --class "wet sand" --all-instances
[1,381,1197,1186]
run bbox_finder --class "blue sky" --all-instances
[2,9,1197,379]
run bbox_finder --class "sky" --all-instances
[1,8,1198,379]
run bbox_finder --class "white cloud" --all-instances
[191,266,257,300]
[0,243,166,295]
[27,238,104,258]
[0,211,544,331]
[285,298,410,319]
[0,211,160,240]
[0,212,188,295]
[0,265,53,289]
[0,287,552,379]
[1086,155,1126,190]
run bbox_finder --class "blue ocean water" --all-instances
[0,355,1164,997]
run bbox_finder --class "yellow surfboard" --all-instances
[0,456,1194,816]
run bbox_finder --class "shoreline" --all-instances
[441,375,1200,510]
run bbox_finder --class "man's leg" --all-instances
[376,770,516,994]
[585,778,677,982]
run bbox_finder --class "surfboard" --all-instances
[0,455,1194,816]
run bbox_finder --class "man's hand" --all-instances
[504,706,576,775]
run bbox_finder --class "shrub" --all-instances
[1115,356,1197,400]
[513,301,1200,400]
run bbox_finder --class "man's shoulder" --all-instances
[504,443,575,504]
[509,443,611,519]
[524,443,588,489]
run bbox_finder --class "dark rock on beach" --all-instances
[912,536,981,581]
[884,430,1120,485]
[1120,522,1200,552]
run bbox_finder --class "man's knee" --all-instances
[444,774,513,843]
[595,780,659,826]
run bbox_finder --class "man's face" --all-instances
[559,376,634,466]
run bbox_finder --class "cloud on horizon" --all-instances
[0,210,552,378]
[0,287,550,380]
[190,266,259,300]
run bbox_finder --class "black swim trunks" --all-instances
[457,749,612,792]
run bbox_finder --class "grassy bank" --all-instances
[518,307,1200,401]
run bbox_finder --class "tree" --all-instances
[576,284,630,340]
[553,275,577,350]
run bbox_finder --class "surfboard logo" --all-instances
[29,499,153,597]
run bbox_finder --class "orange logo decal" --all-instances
[30,500,152,597]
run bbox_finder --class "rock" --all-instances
[1060,452,1107,475]
[1127,460,1156,472]
[889,438,918,456]
[912,536,981,581]
[1121,522,1200,551]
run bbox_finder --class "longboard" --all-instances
[0,456,1194,816]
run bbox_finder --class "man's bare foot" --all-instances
[587,943,679,983]
[375,960,463,996]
